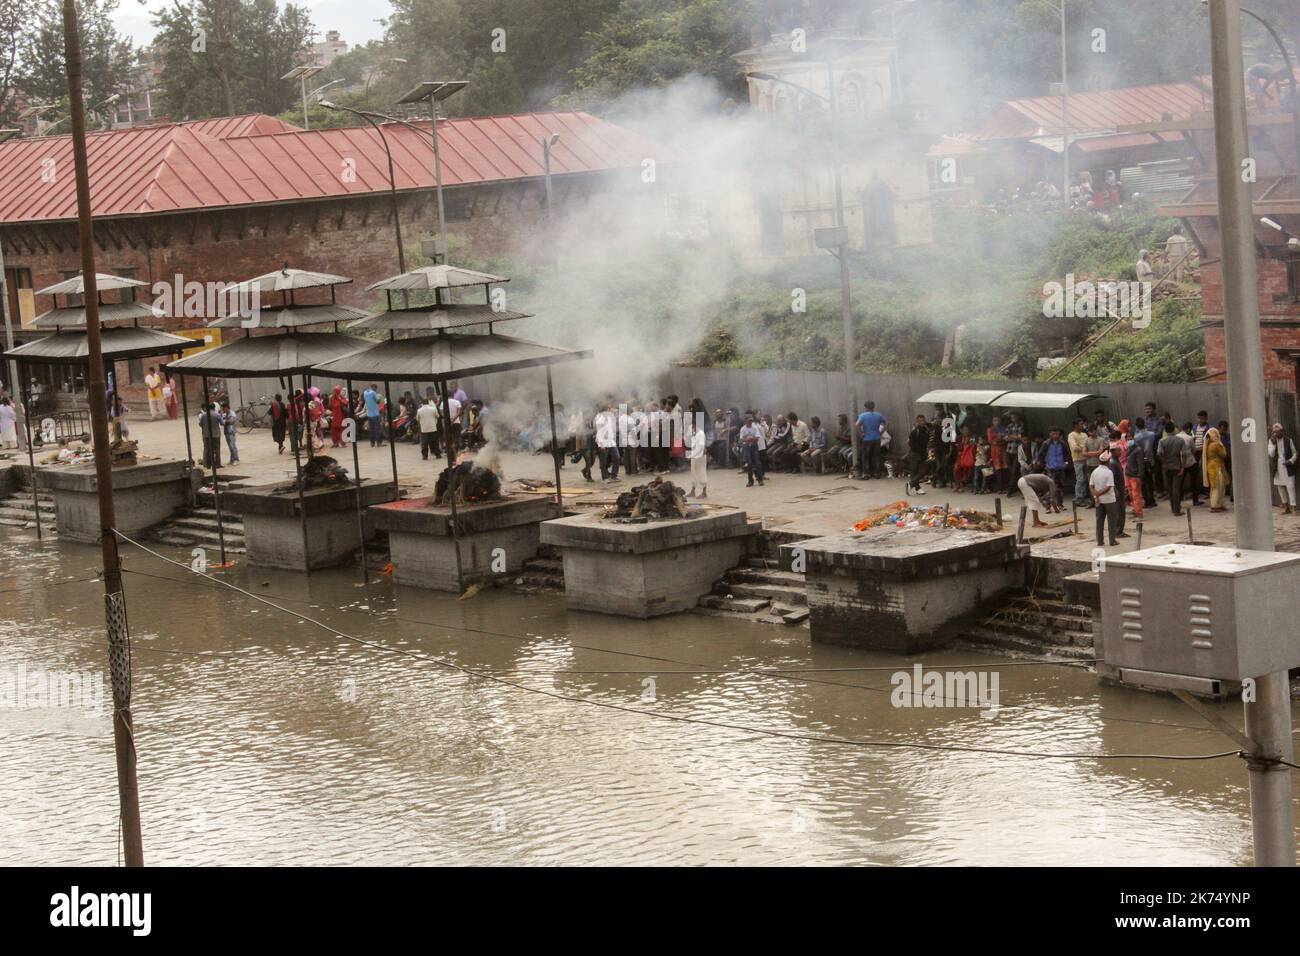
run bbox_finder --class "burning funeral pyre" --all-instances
[605,477,696,523]
[295,455,350,490]
[435,459,503,506]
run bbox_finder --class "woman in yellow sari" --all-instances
[1205,427,1230,512]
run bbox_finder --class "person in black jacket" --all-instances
[904,415,931,495]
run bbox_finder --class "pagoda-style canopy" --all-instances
[312,331,591,381]
[236,267,353,293]
[6,326,191,365]
[36,272,151,296]
[206,303,368,329]
[365,265,506,292]
[164,331,370,377]
[347,303,530,333]
[31,300,166,329]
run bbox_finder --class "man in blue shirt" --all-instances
[1133,416,1158,507]
[1041,427,1069,507]
[363,384,383,447]
[856,401,885,478]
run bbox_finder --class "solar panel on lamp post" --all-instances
[282,64,325,130]
[396,81,468,263]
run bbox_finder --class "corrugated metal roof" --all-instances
[366,265,506,292]
[206,304,369,329]
[6,327,192,364]
[969,80,1212,141]
[31,301,165,328]
[915,389,1013,405]
[348,304,529,332]
[165,332,371,377]
[236,267,353,292]
[37,272,150,295]
[0,111,674,225]
[181,114,301,138]
[311,332,592,382]
[991,392,1100,409]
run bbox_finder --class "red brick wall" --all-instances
[1,179,590,401]
[1201,324,1300,387]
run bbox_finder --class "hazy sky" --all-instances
[114,0,393,49]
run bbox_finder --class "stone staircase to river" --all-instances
[695,556,810,627]
[956,585,1098,661]
[154,490,247,554]
[0,488,56,534]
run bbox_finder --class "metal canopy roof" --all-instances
[915,389,1014,405]
[36,272,151,295]
[311,332,592,382]
[236,267,353,293]
[31,301,165,329]
[6,327,191,365]
[991,392,1101,409]
[348,304,530,332]
[366,265,507,292]
[164,332,371,378]
[206,303,369,329]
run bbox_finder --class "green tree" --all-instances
[19,0,135,124]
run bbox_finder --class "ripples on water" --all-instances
[0,531,1265,865]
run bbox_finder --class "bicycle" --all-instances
[236,396,273,434]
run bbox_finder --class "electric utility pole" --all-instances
[1206,0,1295,866]
[63,0,144,867]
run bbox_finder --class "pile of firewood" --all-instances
[607,477,691,522]
[109,438,138,468]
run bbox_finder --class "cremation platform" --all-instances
[540,509,754,618]
[41,459,199,544]
[368,494,560,591]
[781,526,1026,653]
[219,480,396,571]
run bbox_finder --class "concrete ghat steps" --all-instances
[0,491,57,532]
[960,588,1097,659]
[694,555,810,627]
[153,505,247,554]
[510,551,565,592]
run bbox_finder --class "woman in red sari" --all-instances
[987,416,1008,492]
[953,427,976,493]
[329,385,347,448]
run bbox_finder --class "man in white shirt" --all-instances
[443,393,463,453]
[593,402,621,481]
[687,419,708,498]
[1090,451,1119,546]
[416,398,440,460]
[738,414,766,487]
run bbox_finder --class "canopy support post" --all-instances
[546,366,564,515]
[179,372,194,466]
[201,375,227,566]
[383,381,399,500]
[286,373,311,572]
[346,377,368,584]
[440,380,464,593]
[21,383,42,541]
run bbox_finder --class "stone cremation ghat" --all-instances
[781,525,1026,653]
[220,480,396,571]
[541,508,754,618]
[368,494,560,592]
[40,459,199,544]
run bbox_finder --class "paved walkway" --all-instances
[20,414,1300,561]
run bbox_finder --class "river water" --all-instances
[0,529,1275,866]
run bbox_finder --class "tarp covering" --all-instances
[6,327,191,365]
[165,332,371,377]
[990,391,1101,409]
[915,389,1014,405]
[206,304,369,329]
[347,304,530,332]
[311,331,591,382]
[31,301,165,329]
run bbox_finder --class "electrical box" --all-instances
[1100,545,1300,681]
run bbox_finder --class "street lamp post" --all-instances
[397,81,467,263]
[318,102,406,276]
[541,132,560,273]
[282,64,324,130]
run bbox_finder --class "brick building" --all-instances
[0,110,671,403]
[1158,108,1300,389]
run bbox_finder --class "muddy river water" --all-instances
[0,529,1278,866]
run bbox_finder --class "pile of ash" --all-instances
[435,459,503,505]
[605,477,697,523]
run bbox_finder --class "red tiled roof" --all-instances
[0,111,670,225]
[968,80,1213,141]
